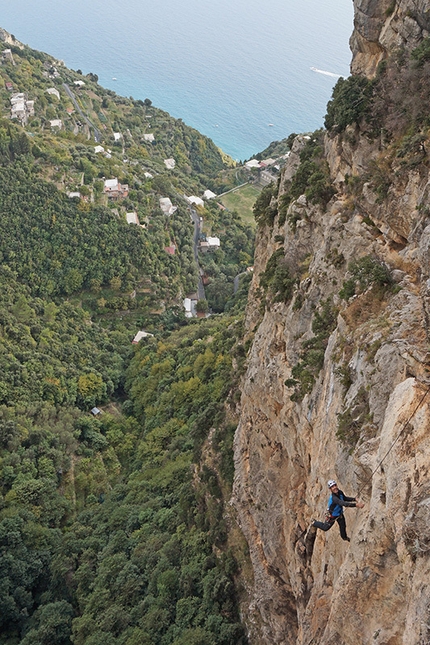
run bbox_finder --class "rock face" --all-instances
[350,0,430,76]
[233,2,430,643]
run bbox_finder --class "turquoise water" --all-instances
[2,0,353,159]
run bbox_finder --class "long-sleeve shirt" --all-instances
[328,489,357,517]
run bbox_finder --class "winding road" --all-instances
[63,83,102,142]
[189,208,206,301]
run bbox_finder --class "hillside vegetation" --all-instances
[0,31,256,645]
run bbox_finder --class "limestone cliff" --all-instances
[351,0,430,76]
[233,2,430,643]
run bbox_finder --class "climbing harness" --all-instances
[356,382,430,497]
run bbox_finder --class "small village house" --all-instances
[46,87,60,100]
[203,189,217,200]
[132,330,154,344]
[126,212,140,225]
[159,197,177,216]
[186,195,205,208]
[206,236,221,250]
[103,178,129,200]
[2,49,14,63]
[245,159,261,169]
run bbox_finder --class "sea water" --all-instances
[2,0,353,160]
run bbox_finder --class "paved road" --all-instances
[189,208,206,300]
[63,83,101,142]
[234,271,247,294]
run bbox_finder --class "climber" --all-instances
[311,480,364,542]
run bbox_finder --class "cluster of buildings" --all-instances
[244,154,289,185]
[10,92,34,123]
[42,60,61,80]
[184,190,217,208]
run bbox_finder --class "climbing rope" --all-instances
[356,381,430,498]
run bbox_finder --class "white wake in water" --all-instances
[310,67,343,78]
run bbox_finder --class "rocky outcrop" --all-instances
[233,3,430,642]
[351,0,430,76]
[0,28,23,48]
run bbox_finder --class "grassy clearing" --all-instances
[220,183,262,226]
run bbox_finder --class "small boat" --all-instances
[268,123,274,127]
[112,77,117,81]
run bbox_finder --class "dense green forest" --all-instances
[0,312,248,645]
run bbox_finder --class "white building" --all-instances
[261,157,276,167]
[10,93,25,105]
[11,100,26,119]
[203,189,217,200]
[74,80,85,87]
[164,158,176,170]
[49,119,63,129]
[46,87,61,100]
[144,171,153,179]
[132,330,154,344]
[245,159,261,169]
[126,212,140,225]
[104,178,119,191]
[113,132,122,141]
[26,101,35,116]
[188,196,205,208]
[143,133,155,142]
[206,236,221,250]
[159,197,177,216]
[183,297,198,318]
[94,145,105,154]
[2,49,14,62]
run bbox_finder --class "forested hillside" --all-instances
[0,29,255,645]
[0,313,249,645]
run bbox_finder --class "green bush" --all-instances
[325,76,373,132]
[337,387,371,446]
[279,133,335,228]
[411,37,430,66]
[259,249,296,304]
[339,256,393,299]
[286,299,337,401]
[253,182,278,226]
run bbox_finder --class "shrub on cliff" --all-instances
[259,248,296,304]
[279,132,335,226]
[411,36,430,66]
[285,299,337,401]
[253,182,278,226]
[339,256,393,300]
[325,76,373,132]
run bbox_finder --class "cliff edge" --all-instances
[233,1,430,643]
